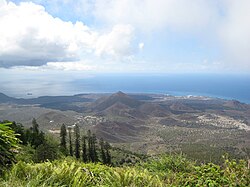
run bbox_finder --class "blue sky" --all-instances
[0,0,250,75]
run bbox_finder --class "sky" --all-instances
[0,0,250,74]
[0,0,250,98]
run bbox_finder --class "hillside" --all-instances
[90,91,141,112]
[0,93,17,103]
[0,92,250,162]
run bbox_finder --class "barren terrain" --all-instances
[1,92,249,162]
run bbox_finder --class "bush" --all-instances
[0,122,20,175]
[1,154,249,186]
[2,158,163,186]
[180,158,249,186]
[142,153,195,173]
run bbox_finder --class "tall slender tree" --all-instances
[92,133,98,162]
[30,118,45,148]
[30,118,39,147]
[99,138,107,164]
[32,118,39,134]
[74,124,80,159]
[60,124,67,155]
[87,130,93,162]
[104,141,111,165]
[68,126,73,156]
[82,135,88,162]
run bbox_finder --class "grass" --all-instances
[1,154,249,187]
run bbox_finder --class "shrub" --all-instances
[0,122,20,175]
[1,153,249,186]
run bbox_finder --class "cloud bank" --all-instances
[93,0,218,32]
[1,0,250,72]
[0,0,136,67]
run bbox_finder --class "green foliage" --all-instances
[140,154,250,186]
[29,118,46,148]
[60,124,67,155]
[33,134,61,163]
[82,135,88,162]
[103,167,162,187]
[99,138,111,165]
[68,126,73,156]
[15,144,35,163]
[1,158,163,187]
[142,153,194,174]
[222,157,250,186]
[99,138,106,164]
[1,154,249,186]
[181,159,249,186]
[74,124,80,159]
[104,141,111,165]
[9,122,27,145]
[33,143,59,163]
[15,133,61,163]
[0,122,20,175]
[87,130,99,163]
[111,147,147,166]
[91,133,98,162]
[1,120,248,186]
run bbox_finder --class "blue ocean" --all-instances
[1,73,250,104]
[69,74,250,104]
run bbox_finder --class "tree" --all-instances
[10,121,27,145]
[68,126,73,156]
[29,118,45,148]
[87,130,93,162]
[92,133,99,162]
[82,135,88,162]
[0,122,20,175]
[32,118,39,134]
[34,142,58,163]
[25,128,32,145]
[34,134,60,163]
[87,130,99,162]
[86,130,99,163]
[104,141,112,165]
[100,138,107,164]
[74,124,80,159]
[60,124,67,155]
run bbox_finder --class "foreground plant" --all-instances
[0,122,20,175]
[1,154,249,186]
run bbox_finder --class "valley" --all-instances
[1,91,249,163]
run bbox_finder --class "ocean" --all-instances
[70,74,250,103]
[1,73,250,103]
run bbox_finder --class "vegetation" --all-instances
[59,123,67,155]
[74,124,80,159]
[0,155,249,186]
[68,126,73,156]
[82,135,88,162]
[29,118,46,148]
[0,122,20,175]
[0,119,249,186]
[1,92,249,164]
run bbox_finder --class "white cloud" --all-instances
[95,24,135,58]
[44,61,95,71]
[0,0,139,67]
[139,43,144,50]
[1,0,250,72]
[92,0,250,70]
[218,0,250,69]
[0,1,93,66]
[93,0,218,32]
